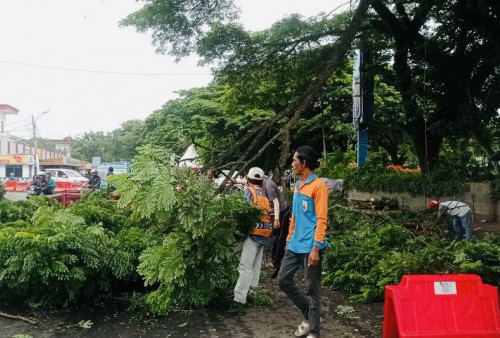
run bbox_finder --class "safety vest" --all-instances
[247,184,272,238]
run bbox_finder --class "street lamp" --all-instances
[32,110,49,176]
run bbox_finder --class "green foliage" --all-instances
[328,205,366,233]
[323,205,500,303]
[71,131,109,162]
[143,85,279,171]
[72,120,145,162]
[131,8,359,171]
[0,207,137,306]
[246,288,273,308]
[111,145,178,225]
[490,177,500,201]
[316,151,356,179]
[120,0,238,59]
[0,145,261,311]
[0,197,62,224]
[342,163,465,197]
[0,182,5,199]
[68,191,129,232]
[439,138,494,181]
[0,189,157,306]
[113,144,261,314]
[120,0,500,177]
[138,190,258,314]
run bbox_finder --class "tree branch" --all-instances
[0,311,37,325]
[216,0,373,193]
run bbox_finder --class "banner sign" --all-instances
[0,155,29,164]
[63,157,81,166]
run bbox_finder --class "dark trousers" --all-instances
[277,249,323,336]
[271,206,291,272]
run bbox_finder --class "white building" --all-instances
[45,137,73,157]
[0,104,65,180]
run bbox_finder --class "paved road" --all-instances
[4,191,28,201]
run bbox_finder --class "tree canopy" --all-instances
[116,0,500,179]
[72,120,145,162]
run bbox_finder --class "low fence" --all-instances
[3,180,29,192]
[347,182,499,222]
[3,180,84,193]
[53,182,85,193]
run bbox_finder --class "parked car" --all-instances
[45,168,89,184]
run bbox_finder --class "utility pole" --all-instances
[32,115,38,176]
[32,111,49,176]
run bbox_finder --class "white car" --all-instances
[44,168,88,184]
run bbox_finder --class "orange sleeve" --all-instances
[287,214,295,242]
[313,181,329,244]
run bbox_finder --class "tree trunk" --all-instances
[409,125,442,174]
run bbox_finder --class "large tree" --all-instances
[122,0,372,185]
[370,0,500,172]
[72,120,145,162]
[144,85,279,170]
[122,0,500,177]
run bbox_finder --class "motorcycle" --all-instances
[26,184,42,198]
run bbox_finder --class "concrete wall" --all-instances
[347,182,498,222]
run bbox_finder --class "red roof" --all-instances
[0,104,19,114]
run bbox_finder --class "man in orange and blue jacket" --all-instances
[277,145,328,338]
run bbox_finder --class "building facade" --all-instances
[45,137,73,157]
[0,104,83,180]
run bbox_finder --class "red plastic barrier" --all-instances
[383,274,500,337]
[69,182,84,191]
[60,191,82,206]
[14,181,28,192]
[54,181,84,192]
[4,180,17,191]
[54,181,71,192]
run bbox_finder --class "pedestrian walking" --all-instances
[277,146,329,338]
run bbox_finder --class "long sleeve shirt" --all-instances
[287,173,328,253]
[439,201,470,218]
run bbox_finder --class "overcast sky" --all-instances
[0,0,351,140]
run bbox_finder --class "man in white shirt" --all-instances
[429,200,472,240]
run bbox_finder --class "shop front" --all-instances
[0,155,35,180]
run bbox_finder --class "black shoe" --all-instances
[232,300,246,308]
[270,269,279,279]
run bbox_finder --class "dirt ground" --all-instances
[473,220,500,235]
[0,268,383,338]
